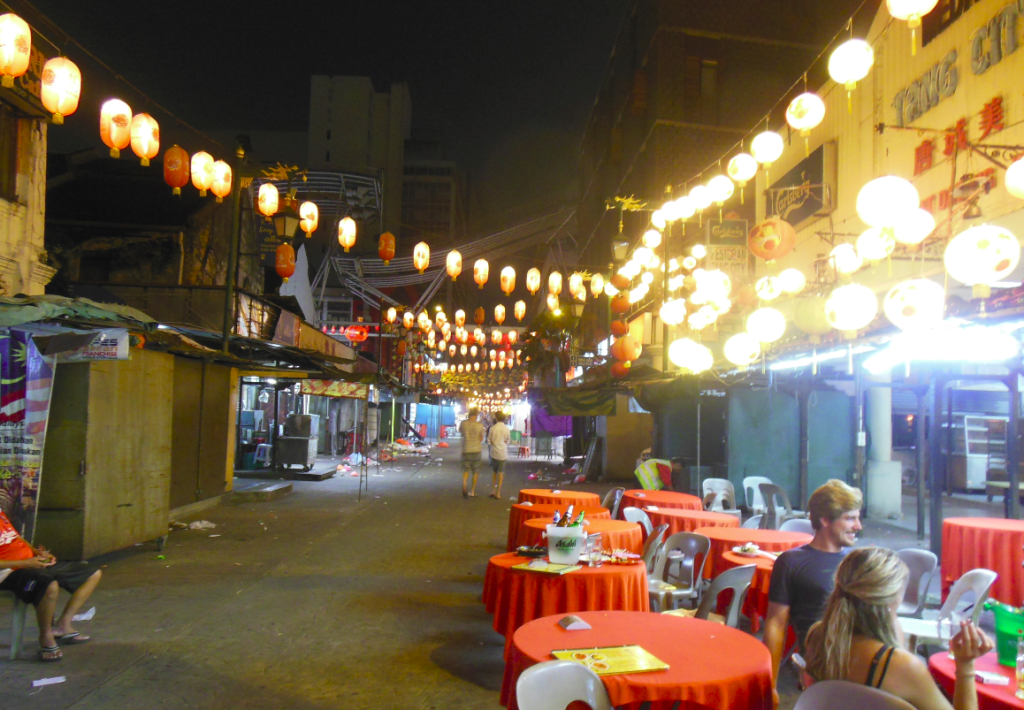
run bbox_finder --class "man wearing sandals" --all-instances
[487,411,511,499]
[459,407,485,498]
[0,510,102,662]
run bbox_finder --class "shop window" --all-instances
[0,102,18,204]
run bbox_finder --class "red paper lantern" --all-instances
[610,274,631,291]
[129,113,160,166]
[396,340,408,358]
[345,325,368,343]
[611,361,631,378]
[100,99,132,158]
[474,307,486,325]
[610,295,631,314]
[275,243,296,282]
[611,320,630,337]
[163,146,190,195]
[611,335,642,362]
[748,217,797,262]
[379,232,396,264]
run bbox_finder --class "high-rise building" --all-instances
[577,0,865,264]
[307,76,411,239]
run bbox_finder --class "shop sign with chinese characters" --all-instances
[907,89,1005,214]
[892,0,1023,127]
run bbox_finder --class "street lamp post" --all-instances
[221,142,246,354]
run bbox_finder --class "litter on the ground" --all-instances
[188,520,216,530]
[32,677,65,688]
[209,534,221,537]
[168,520,188,530]
[72,607,95,622]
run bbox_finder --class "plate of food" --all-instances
[517,545,548,558]
[731,542,761,557]
[604,550,643,565]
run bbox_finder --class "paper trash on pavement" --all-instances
[72,607,95,622]
[32,677,65,687]
[188,520,216,530]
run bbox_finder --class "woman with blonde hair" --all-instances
[803,546,993,710]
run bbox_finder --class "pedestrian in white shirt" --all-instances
[487,411,511,498]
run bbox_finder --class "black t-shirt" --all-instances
[767,545,847,648]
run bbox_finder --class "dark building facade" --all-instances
[577,0,871,264]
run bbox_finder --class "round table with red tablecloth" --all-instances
[507,504,610,551]
[695,526,811,580]
[620,489,703,515]
[930,651,1023,710]
[645,508,740,536]
[483,552,649,657]
[518,518,644,555]
[517,488,602,508]
[941,518,1024,606]
[720,550,776,632]
[501,610,773,710]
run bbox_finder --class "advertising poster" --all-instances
[56,328,130,362]
[0,329,55,542]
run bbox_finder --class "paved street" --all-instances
[0,449,572,709]
[1,447,944,710]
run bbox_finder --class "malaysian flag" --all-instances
[0,329,53,434]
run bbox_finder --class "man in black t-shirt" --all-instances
[763,478,863,700]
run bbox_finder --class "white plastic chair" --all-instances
[601,487,625,519]
[648,532,710,612]
[622,506,653,536]
[516,659,612,710]
[641,524,669,571]
[702,478,737,512]
[742,514,763,529]
[663,563,756,628]
[794,680,915,710]
[898,568,997,651]
[743,476,772,513]
[2,590,27,660]
[760,482,808,529]
[779,518,814,535]
[896,548,938,618]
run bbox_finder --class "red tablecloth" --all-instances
[483,552,649,657]
[695,527,811,579]
[721,550,775,632]
[519,519,644,555]
[942,518,1024,605]
[621,489,703,514]
[646,508,740,536]
[502,611,773,710]
[518,488,602,508]
[507,504,610,551]
[930,651,1023,710]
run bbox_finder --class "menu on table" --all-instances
[511,561,581,575]
[551,645,669,676]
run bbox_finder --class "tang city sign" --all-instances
[891,0,1022,127]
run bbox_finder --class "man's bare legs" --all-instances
[52,570,102,639]
[492,473,503,498]
[35,581,60,659]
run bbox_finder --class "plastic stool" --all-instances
[254,444,273,466]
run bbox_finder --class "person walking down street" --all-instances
[459,407,485,498]
[488,411,511,499]
[0,510,103,662]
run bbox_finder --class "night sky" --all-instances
[26,0,628,224]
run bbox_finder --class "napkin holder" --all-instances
[558,615,592,631]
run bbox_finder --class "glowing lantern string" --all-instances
[191,151,214,196]
[40,57,81,124]
[211,161,232,203]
